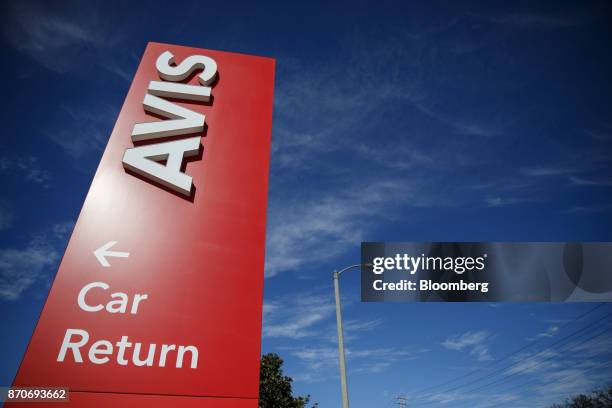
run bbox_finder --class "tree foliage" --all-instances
[259,353,317,408]
[548,385,612,408]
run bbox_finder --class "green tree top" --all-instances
[259,353,317,408]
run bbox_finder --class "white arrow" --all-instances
[94,241,130,268]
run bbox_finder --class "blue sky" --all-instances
[1,0,612,407]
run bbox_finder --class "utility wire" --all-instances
[408,303,605,396]
[410,323,612,407]
[492,358,612,408]
[410,307,611,405]
[460,325,612,396]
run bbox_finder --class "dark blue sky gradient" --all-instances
[1,1,611,406]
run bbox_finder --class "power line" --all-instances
[419,355,612,408]
[410,308,611,406]
[491,358,612,408]
[411,325,612,407]
[460,326,612,396]
[414,313,612,404]
[415,309,610,403]
[409,303,605,397]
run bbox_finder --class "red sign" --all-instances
[10,42,275,406]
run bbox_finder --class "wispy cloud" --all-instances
[3,0,132,83]
[585,126,612,142]
[4,1,100,73]
[501,333,612,400]
[351,143,435,171]
[532,367,600,395]
[288,344,430,381]
[324,318,384,344]
[0,155,51,187]
[405,98,503,138]
[520,166,576,177]
[484,196,533,207]
[0,222,73,301]
[531,325,560,340]
[507,349,559,375]
[265,179,413,277]
[102,63,135,82]
[421,332,612,407]
[265,26,532,280]
[0,202,14,231]
[270,33,504,176]
[569,176,612,187]
[423,390,520,407]
[264,288,383,341]
[263,290,335,339]
[484,13,585,29]
[52,221,75,240]
[46,104,117,160]
[263,286,418,381]
[343,318,383,333]
[563,204,612,214]
[0,243,57,301]
[442,330,493,361]
[455,123,501,138]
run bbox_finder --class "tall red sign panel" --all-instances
[10,42,275,407]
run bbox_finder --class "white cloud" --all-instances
[263,291,335,339]
[455,123,500,137]
[270,39,502,177]
[0,157,10,171]
[485,196,503,207]
[4,1,132,83]
[564,204,612,214]
[263,288,421,380]
[265,34,518,280]
[0,222,72,301]
[527,325,560,340]
[4,1,100,73]
[263,13,611,284]
[490,13,584,29]
[343,318,383,333]
[423,390,471,405]
[0,156,51,187]
[507,350,559,375]
[102,63,135,82]
[351,143,435,171]
[265,179,413,277]
[52,221,75,240]
[264,288,385,342]
[0,203,14,231]
[421,390,519,407]
[288,344,430,381]
[47,105,116,159]
[533,368,594,395]
[404,98,502,138]
[322,318,385,344]
[17,156,50,185]
[538,325,560,337]
[567,332,612,356]
[0,240,58,301]
[569,176,612,187]
[484,195,534,207]
[442,330,493,361]
[520,166,576,177]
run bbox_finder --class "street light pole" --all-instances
[333,263,369,408]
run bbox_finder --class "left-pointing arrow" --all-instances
[94,241,130,268]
